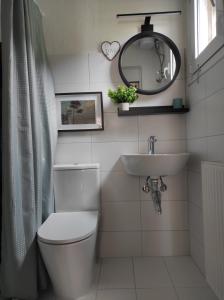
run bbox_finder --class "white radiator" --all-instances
[202,161,224,300]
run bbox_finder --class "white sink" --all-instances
[121,153,189,176]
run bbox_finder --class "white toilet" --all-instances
[37,163,100,300]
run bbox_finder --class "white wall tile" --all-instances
[92,141,138,171]
[190,236,205,275]
[58,132,92,143]
[54,82,90,94]
[101,202,141,231]
[189,202,204,244]
[100,232,141,257]
[186,101,207,139]
[188,171,202,208]
[142,231,190,256]
[187,138,207,172]
[49,54,89,85]
[206,89,224,136]
[139,115,186,141]
[38,0,98,55]
[89,53,121,84]
[140,171,187,201]
[92,113,138,142]
[101,171,139,202]
[55,142,91,164]
[207,134,224,163]
[187,76,207,106]
[141,201,188,231]
[204,56,224,98]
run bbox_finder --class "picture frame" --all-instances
[129,81,140,89]
[55,92,104,131]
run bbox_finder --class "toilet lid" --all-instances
[37,211,98,245]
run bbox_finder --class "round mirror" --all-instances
[118,32,181,95]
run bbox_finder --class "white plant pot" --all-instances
[119,103,129,111]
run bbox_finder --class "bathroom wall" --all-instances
[186,2,224,274]
[37,0,189,257]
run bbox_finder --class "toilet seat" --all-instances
[37,211,98,245]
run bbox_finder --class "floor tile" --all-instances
[38,290,56,300]
[92,262,101,289]
[164,256,207,287]
[39,288,97,300]
[136,288,178,300]
[133,257,173,288]
[98,258,135,289]
[96,289,136,300]
[176,287,218,300]
[142,230,190,256]
[100,232,141,257]
[78,289,97,300]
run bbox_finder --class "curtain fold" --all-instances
[1,0,57,299]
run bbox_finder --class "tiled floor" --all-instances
[40,256,218,300]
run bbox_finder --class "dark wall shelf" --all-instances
[118,106,189,116]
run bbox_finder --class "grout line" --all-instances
[99,229,189,233]
[90,132,93,163]
[96,258,103,292]
[87,53,91,89]
[131,257,138,300]
[137,115,140,154]
[137,161,143,256]
[102,199,188,203]
[187,133,224,141]
[57,138,188,144]
[187,54,224,87]
[138,138,187,142]
[188,199,203,209]
[162,257,180,300]
[97,288,137,291]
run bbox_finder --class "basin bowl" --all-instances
[121,153,189,176]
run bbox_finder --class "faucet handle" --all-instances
[148,136,157,155]
[149,136,157,141]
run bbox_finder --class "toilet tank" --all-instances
[53,163,100,212]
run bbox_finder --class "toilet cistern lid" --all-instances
[37,211,98,245]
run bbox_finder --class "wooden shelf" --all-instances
[118,106,189,116]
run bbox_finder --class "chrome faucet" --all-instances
[148,136,157,154]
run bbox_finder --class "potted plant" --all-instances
[108,85,138,111]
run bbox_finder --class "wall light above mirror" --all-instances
[118,16,181,95]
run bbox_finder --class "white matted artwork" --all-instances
[56,92,104,131]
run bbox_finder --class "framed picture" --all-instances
[56,92,104,131]
[129,81,140,89]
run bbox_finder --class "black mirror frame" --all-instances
[118,31,181,95]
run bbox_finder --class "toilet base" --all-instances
[38,232,97,300]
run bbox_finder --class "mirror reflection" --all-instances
[120,37,177,92]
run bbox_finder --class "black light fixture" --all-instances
[116,10,182,18]
[141,16,154,32]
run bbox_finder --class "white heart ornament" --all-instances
[101,41,121,61]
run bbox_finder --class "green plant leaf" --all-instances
[108,85,138,104]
